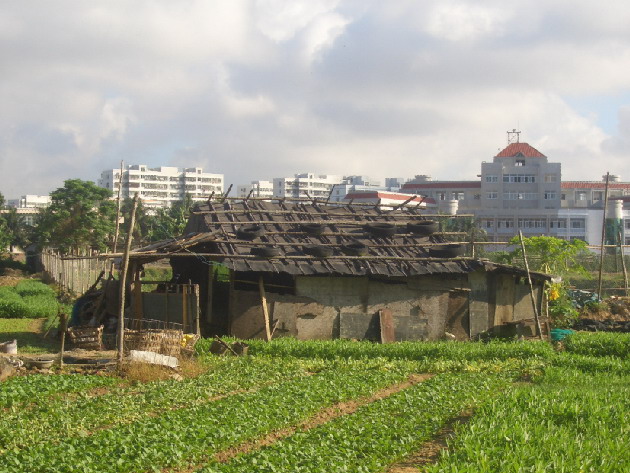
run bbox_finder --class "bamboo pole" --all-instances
[598,172,610,298]
[619,229,629,296]
[117,194,138,367]
[258,277,272,341]
[518,231,544,340]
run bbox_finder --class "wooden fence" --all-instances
[40,249,110,295]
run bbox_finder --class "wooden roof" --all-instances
[129,198,548,280]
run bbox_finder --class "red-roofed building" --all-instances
[396,134,630,247]
[495,142,546,158]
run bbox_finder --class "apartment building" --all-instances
[272,173,345,199]
[4,195,52,226]
[98,165,223,208]
[236,180,274,199]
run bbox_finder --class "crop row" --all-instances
[197,337,555,361]
[424,368,630,472]
[563,331,630,358]
[200,373,511,473]
[0,361,416,472]
[0,281,59,318]
[0,373,121,409]
[0,356,313,453]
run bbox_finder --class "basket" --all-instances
[124,329,183,357]
[66,326,104,350]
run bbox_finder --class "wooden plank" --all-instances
[379,309,395,343]
[493,275,514,326]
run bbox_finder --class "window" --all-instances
[482,219,494,228]
[504,192,537,200]
[485,175,498,183]
[544,191,557,200]
[486,192,498,200]
[497,219,514,229]
[570,219,585,229]
[503,174,536,183]
[518,219,546,229]
[516,159,525,166]
[625,220,630,230]
[576,191,587,201]
[473,194,481,200]
[593,191,603,201]
[561,193,566,201]
[437,192,446,201]
[550,219,567,229]
[452,192,465,200]
[544,174,557,183]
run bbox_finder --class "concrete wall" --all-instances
[228,274,468,341]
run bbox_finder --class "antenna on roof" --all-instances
[507,129,521,144]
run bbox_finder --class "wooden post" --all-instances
[518,231,544,340]
[598,172,610,298]
[619,229,629,296]
[58,312,68,369]
[182,284,189,333]
[194,284,201,335]
[132,263,143,324]
[470,226,476,259]
[113,160,124,254]
[258,276,272,341]
[117,194,138,367]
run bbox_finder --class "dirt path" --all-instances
[386,410,473,473]
[165,373,434,473]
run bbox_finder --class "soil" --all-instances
[581,296,630,322]
[0,274,26,286]
[386,410,473,473]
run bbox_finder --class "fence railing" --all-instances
[40,249,110,295]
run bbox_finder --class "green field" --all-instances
[0,333,628,472]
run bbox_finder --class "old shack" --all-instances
[127,198,551,341]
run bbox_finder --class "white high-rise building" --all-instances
[98,165,223,208]
[237,180,274,199]
[273,173,344,199]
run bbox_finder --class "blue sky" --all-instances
[1,0,630,198]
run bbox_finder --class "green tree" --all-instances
[502,235,588,276]
[0,192,9,252]
[32,179,115,254]
[147,194,194,242]
[3,208,29,252]
[118,197,152,246]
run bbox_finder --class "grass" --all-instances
[0,318,60,353]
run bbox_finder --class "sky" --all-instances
[2,0,630,199]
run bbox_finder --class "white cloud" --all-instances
[426,3,507,42]
[1,1,630,198]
